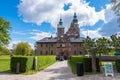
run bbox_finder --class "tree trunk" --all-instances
[91,50,97,72]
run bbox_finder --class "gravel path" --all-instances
[0,61,120,80]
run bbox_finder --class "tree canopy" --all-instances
[0,17,11,47]
[110,34,120,51]
[15,42,32,55]
[96,37,110,56]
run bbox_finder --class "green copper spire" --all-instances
[59,18,63,25]
[72,12,78,24]
[57,18,64,28]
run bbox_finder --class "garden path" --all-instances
[0,61,120,80]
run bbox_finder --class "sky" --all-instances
[0,0,119,49]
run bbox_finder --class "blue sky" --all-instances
[0,0,118,49]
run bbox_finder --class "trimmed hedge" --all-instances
[37,56,56,70]
[68,56,100,73]
[115,59,120,72]
[10,56,56,73]
[10,56,34,73]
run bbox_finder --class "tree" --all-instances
[15,42,32,55]
[0,46,11,55]
[0,17,11,47]
[110,34,120,51]
[82,36,95,55]
[82,36,97,72]
[96,37,110,67]
[96,37,110,56]
[111,0,120,26]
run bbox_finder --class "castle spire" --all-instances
[72,12,78,24]
[59,18,63,25]
[57,17,64,28]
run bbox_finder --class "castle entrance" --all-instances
[58,51,69,60]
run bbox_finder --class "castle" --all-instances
[35,12,85,58]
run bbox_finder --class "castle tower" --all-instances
[66,12,80,38]
[57,18,64,39]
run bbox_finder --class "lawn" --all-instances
[0,55,10,72]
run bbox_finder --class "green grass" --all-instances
[0,55,10,72]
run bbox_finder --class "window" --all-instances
[74,44,76,47]
[74,51,76,55]
[40,51,42,55]
[79,51,82,55]
[80,44,82,47]
[51,50,53,55]
[46,51,47,55]
[46,44,48,47]
[51,44,53,47]
[60,44,62,47]
[41,44,43,47]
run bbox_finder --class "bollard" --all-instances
[16,62,20,74]
[33,56,37,70]
[77,62,84,76]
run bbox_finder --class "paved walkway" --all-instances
[0,61,120,80]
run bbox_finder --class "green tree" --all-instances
[0,17,11,47]
[96,37,110,67]
[111,0,120,26]
[0,46,11,55]
[96,37,110,56]
[82,36,97,72]
[82,36,95,55]
[110,34,120,51]
[15,42,32,55]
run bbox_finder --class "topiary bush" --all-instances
[69,56,100,73]
[11,56,56,73]
[83,58,92,72]
[10,56,34,73]
[115,59,120,72]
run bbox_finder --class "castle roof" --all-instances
[37,37,85,43]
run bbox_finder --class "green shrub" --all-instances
[10,56,34,73]
[115,59,120,72]
[96,58,100,72]
[37,56,56,70]
[83,58,92,72]
[10,56,56,73]
[69,56,100,73]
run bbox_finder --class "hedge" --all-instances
[10,56,34,73]
[10,56,56,73]
[115,59,120,72]
[37,56,56,70]
[68,56,100,73]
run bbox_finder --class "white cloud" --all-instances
[81,28,102,39]
[18,0,105,29]
[30,30,55,40]
[17,0,119,38]
[8,40,21,49]
[11,30,26,35]
[104,4,115,23]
